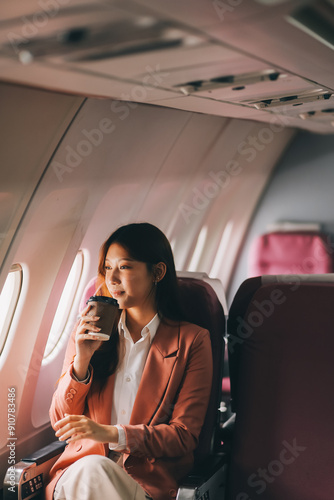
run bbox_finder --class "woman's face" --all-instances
[104,243,156,312]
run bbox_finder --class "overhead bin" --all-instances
[1,0,334,133]
[286,1,334,51]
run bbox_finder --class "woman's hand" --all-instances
[73,305,103,379]
[54,414,119,444]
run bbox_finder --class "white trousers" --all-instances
[53,455,151,500]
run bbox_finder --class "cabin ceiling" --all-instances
[0,0,334,133]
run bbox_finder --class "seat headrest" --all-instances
[248,231,333,277]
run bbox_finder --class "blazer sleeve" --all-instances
[49,322,93,428]
[121,328,213,458]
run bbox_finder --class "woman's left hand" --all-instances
[54,414,118,444]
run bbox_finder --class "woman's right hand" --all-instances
[73,305,102,380]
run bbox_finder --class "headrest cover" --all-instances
[249,231,333,277]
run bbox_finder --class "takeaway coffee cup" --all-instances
[86,295,120,341]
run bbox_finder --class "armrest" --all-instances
[22,440,66,465]
[177,453,228,500]
[3,441,66,500]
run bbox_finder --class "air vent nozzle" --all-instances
[174,70,282,94]
[248,90,333,109]
[299,107,334,120]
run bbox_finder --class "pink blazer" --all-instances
[46,320,213,500]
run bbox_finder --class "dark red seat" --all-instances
[80,273,226,460]
[176,276,226,459]
[227,274,334,500]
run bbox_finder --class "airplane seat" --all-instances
[78,275,110,312]
[80,273,227,461]
[227,274,334,500]
[176,271,231,421]
[248,229,333,277]
[176,275,226,463]
[78,276,100,311]
[4,273,228,500]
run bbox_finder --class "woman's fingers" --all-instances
[76,314,102,342]
[79,304,91,316]
[75,314,103,358]
[79,314,100,330]
[55,415,88,442]
[54,415,111,443]
[78,323,101,337]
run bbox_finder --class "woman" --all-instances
[46,223,213,500]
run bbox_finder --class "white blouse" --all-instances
[109,310,160,450]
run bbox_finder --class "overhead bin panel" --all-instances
[0,83,83,276]
[0,1,208,72]
[208,0,334,90]
[134,0,266,28]
[135,52,271,90]
[60,43,245,82]
[287,1,334,52]
[0,2,124,50]
[0,0,333,133]
[0,0,104,23]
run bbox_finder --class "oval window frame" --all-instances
[0,264,23,356]
[42,251,84,363]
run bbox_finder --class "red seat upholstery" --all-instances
[248,231,333,277]
[80,274,226,461]
[177,276,226,460]
[78,276,102,312]
[227,274,334,500]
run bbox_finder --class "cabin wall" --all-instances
[0,83,294,486]
[0,83,84,275]
[229,131,334,303]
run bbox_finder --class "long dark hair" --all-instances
[98,223,184,321]
[91,223,184,381]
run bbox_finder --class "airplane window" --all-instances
[0,264,22,355]
[170,238,177,252]
[42,251,84,363]
[210,220,234,276]
[188,226,208,271]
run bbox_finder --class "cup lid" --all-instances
[86,295,119,307]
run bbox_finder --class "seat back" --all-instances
[78,275,106,312]
[248,231,333,277]
[227,274,334,500]
[80,273,226,462]
[177,276,226,461]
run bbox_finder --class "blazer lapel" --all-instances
[129,320,180,425]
